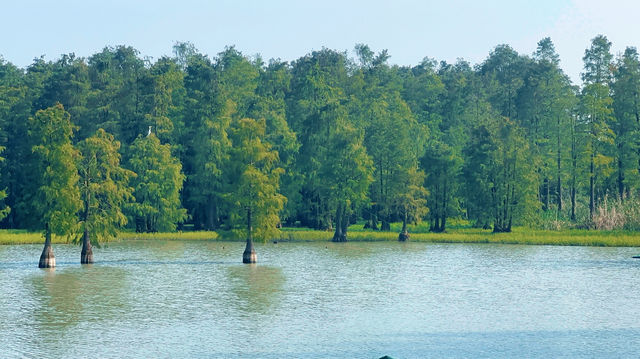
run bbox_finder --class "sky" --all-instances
[2,0,640,85]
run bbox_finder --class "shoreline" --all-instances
[1,228,640,247]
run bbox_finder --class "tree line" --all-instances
[1,35,639,261]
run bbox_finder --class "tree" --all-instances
[227,118,285,263]
[612,47,640,198]
[77,129,134,263]
[422,140,461,232]
[463,117,538,232]
[287,48,351,230]
[395,166,428,240]
[581,35,615,219]
[517,38,576,216]
[0,146,9,222]
[321,111,374,242]
[250,60,300,225]
[183,53,232,230]
[127,133,187,232]
[29,104,82,267]
[356,49,429,233]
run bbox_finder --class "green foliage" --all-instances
[0,146,9,221]
[77,129,134,245]
[28,104,82,237]
[127,134,187,232]
[226,117,285,241]
[3,39,640,235]
[463,117,539,231]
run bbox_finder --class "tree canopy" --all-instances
[2,35,639,235]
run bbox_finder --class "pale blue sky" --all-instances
[2,0,639,84]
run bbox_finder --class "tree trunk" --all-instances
[590,152,595,219]
[81,227,93,264]
[571,184,576,221]
[544,177,550,211]
[557,116,563,213]
[206,201,216,230]
[381,219,390,232]
[618,156,625,200]
[332,203,347,242]
[38,224,55,268]
[243,207,257,263]
[398,210,410,241]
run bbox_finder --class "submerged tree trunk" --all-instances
[38,224,55,268]
[398,210,410,241]
[243,207,257,263]
[81,227,93,264]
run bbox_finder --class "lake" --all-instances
[1,240,640,358]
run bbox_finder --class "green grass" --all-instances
[0,230,69,245]
[118,231,218,241]
[277,226,640,247]
[1,225,640,247]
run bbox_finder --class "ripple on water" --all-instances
[2,241,640,358]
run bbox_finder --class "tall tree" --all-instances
[517,38,576,216]
[287,48,351,230]
[183,53,232,230]
[0,146,9,222]
[463,117,538,232]
[77,129,134,263]
[127,133,187,232]
[226,118,285,263]
[581,35,615,219]
[28,104,82,267]
[250,60,300,225]
[612,47,640,198]
[322,110,374,242]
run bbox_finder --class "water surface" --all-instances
[1,240,640,358]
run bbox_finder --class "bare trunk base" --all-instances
[243,240,257,263]
[81,242,93,264]
[39,243,55,268]
[332,231,347,242]
[398,231,410,241]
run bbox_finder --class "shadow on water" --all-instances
[226,264,285,315]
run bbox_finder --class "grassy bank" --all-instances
[1,226,640,247]
[0,230,219,245]
[279,227,640,247]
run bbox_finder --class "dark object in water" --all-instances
[633,256,640,259]
[379,356,394,359]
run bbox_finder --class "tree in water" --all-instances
[127,132,187,232]
[77,129,134,263]
[29,104,82,268]
[226,118,285,263]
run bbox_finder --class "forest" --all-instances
[1,35,639,251]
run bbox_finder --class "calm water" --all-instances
[1,240,640,358]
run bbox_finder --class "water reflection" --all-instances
[26,266,128,333]
[226,264,285,314]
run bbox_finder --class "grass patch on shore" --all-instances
[1,226,639,247]
[118,231,219,241]
[0,230,68,245]
[278,226,640,247]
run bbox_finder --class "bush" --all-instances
[592,195,640,230]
